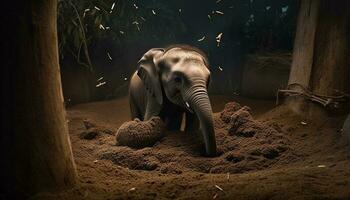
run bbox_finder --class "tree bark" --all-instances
[310,1,350,95]
[286,0,350,116]
[288,0,320,89]
[1,0,77,198]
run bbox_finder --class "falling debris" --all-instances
[83,9,90,18]
[96,81,107,87]
[97,77,104,81]
[215,185,223,191]
[179,8,182,13]
[300,121,307,125]
[318,165,326,168]
[110,2,115,13]
[152,10,156,15]
[227,172,230,180]
[124,77,128,81]
[105,26,110,30]
[99,24,105,30]
[216,0,222,3]
[107,52,112,60]
[215,10,224,15]
[208,14,211,20]
[128,187,136,192]
[282,6,289,13]
[94,6,101,11]
[132,21,140,31]
[266,6,271,10]
[213,193,218,199]
[140,16,146,21]
[218,66,223,71]
[197,36,206,42]
[119,30,125,34]
[216,33,223,46]
[93,160,98,163]
[133,4,138,9]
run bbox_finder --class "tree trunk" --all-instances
[1,0,77,198]
[288,0,320,89]
[310,1,350,95]
[286,0,350,116]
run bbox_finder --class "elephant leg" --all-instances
[166,112,183,131]
[129,96,143,120]
[185,112,200,133]
[144,94,162,120]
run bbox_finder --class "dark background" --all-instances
[58,0,298,104]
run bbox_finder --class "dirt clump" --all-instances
[79,119,114,140]
[97,102,296,174]
[116,117,166,148]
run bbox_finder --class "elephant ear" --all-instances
[137,48,164,105]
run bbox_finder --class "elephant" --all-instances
[129,44,217,156]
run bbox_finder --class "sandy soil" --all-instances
[32,95,350,200]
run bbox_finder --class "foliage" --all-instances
[57,0,185,69]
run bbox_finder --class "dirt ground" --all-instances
[32,95,350,200]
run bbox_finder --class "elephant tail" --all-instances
[116,117,166,148]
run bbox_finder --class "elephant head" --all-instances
[137,45,217,156]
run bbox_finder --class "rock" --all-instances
[83,119,97,129]
[80,130,99,140]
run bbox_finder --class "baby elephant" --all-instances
[129,44,217,156]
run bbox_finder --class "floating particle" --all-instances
[317,165,326,168]
[110,2,115,13]
[124,77,128,81]
[266,6,271,10]
[128,187,136,192]
[208,14,211,19]
[107,52,112,60]
[227,172,230,180]
[140,16,146,21]
[94,6,101,11]
[96,81,106,87]
[213,193,218,199]
[99,24,105,30]
[282,6,289,13]
[97,77,104,81]
[218,66,223,71]
[105,26,110,30]
[215,185,223,191]
[134,4,138,9]
[197,36,205,42]
[152,10,156,15]
[132,21,140,31]
[119,31,125,34]
[83,9,90,18]
[216,0,222,3]
[300,121,307,125]
[216,33,223,46]
[93,160,98,163]
[215,10,224,15]
[179,8,182,13]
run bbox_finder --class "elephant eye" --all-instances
[174,76,182,83]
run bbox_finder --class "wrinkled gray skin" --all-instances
[129,45,217,156]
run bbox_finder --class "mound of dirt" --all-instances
[116,117,166,148]
[94,101,297,174]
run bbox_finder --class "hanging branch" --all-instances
[69,0,93,71]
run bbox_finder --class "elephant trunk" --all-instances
[183,83,217,157]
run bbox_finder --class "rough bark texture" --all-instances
[1,0,77,198]
[287,0,350,115]
[288,0,320,89]
[310,1,350,95]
